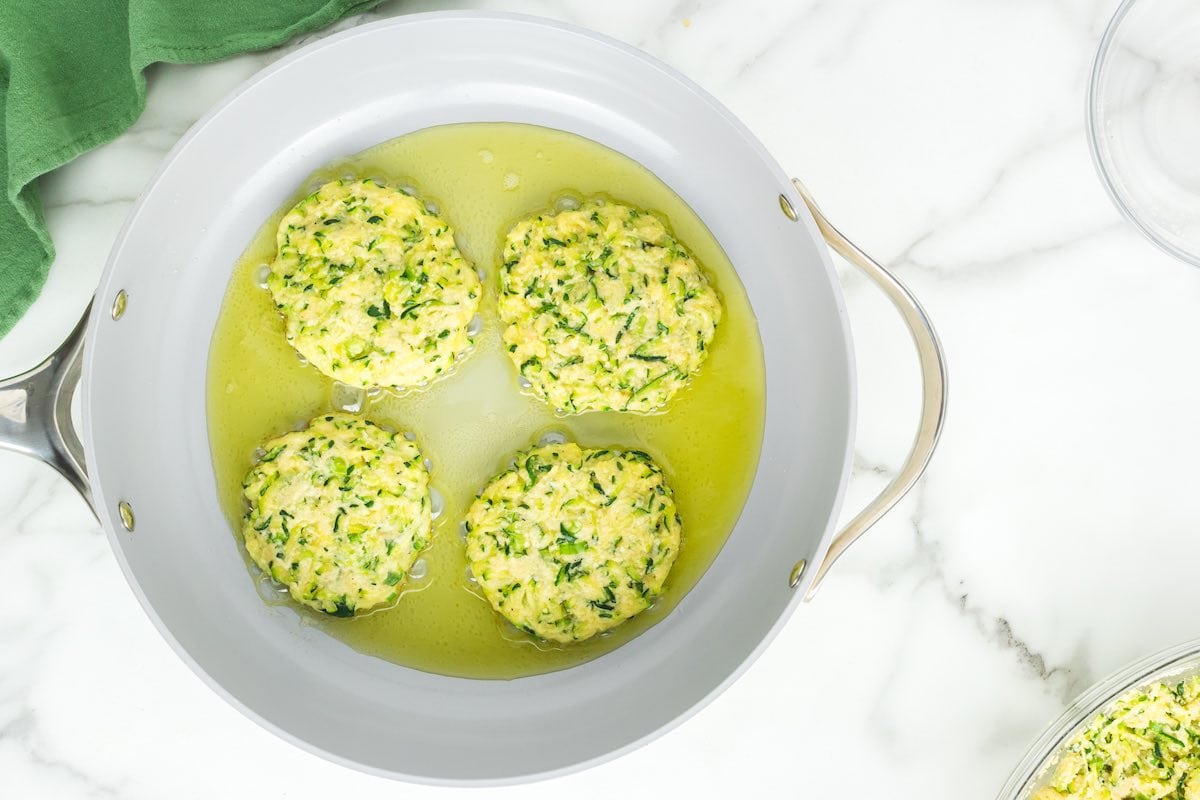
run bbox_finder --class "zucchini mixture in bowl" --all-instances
[499,199,722,414]
[1034,676,1200,799]
[268,178,482,389]
[241,413,433,616]
[464,442,681,643]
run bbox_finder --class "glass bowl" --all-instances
[996,637,1200,799]
[1088,0,1200,265]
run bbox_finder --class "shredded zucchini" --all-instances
[269,178,481,389]
[499,199,722,414]
[1034,676,1200,799]
[464,442,682,642]
[241,413,432,615]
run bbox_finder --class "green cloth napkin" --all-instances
[0,0,384,338]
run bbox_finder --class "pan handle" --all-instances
[791,179,948,600]
[0,306,94,511]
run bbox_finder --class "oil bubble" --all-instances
[331,382,365,414]
[555,195,581,211]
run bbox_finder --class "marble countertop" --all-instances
[5,0,1198,796]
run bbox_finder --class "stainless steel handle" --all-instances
[0,306,94,510]
[791,179,948,599]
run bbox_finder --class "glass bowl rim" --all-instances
[1086,0,1200,267]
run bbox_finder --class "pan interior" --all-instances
[207,122,767,679]
[83,13,853,783]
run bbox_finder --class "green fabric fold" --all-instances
[0,0,384,337]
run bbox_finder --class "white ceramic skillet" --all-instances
[0,12,947,785]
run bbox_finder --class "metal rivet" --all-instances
[118,500,135,532]
[788,558,807,588]
[111,290,127,320]
[779,194,798,221]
